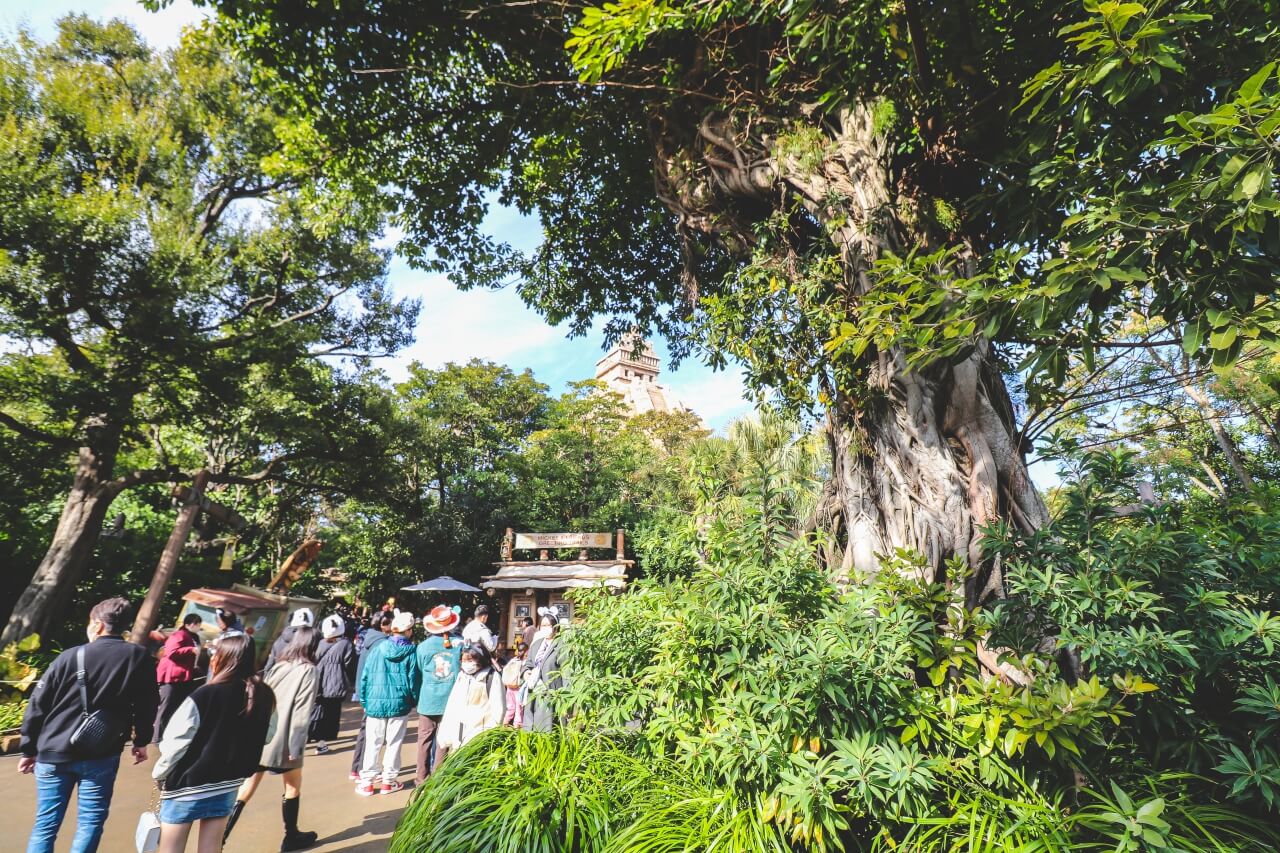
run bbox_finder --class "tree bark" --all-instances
[130,470,210,643]
[656,103,1049,603]
[825,346,1048,606]
[1,423,122,647]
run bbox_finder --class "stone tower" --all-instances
[594,335,698,419]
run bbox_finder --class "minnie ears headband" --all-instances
[537,606,559,623]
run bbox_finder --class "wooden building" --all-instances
[481,529,631,648]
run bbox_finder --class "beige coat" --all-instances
[437,667,504,750]
[259,660,316,770]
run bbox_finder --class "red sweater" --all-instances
[157,627,201,684]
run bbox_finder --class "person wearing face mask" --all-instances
[434,645,504,769]
[520,610,564,733]
[19,597,158,853]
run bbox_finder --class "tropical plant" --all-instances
[390,727,781,853]
[988,448,1280,817]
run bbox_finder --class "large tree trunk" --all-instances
[1,428,121,647]
[826,347,1048,606]
[657,103,1049,600]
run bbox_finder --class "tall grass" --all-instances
[390,727,781,853]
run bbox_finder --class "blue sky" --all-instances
[2,0,757,431]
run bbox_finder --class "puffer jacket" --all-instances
[356,635,421,719]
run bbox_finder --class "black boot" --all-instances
[280,796,318,852]
[223,800,245,843]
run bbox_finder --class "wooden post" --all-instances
[615,528,625,561]
[131,470,210,643]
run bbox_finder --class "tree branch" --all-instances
[0,410,78,449]
[107,465,180,496]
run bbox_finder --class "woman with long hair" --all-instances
[224,625,320,851]
[153,634,275,853]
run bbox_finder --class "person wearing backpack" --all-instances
[434,645,504,769]
[19,597,158,853]
[354,611,421,795]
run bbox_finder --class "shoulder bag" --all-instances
[69,646,125,754]
[135,786,161,852]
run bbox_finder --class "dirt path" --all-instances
[0,703,421,852]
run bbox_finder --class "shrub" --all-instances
[393,447,1280,851]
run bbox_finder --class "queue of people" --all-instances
[17,596,564,852]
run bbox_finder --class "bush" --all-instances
[988,449,1280,817]
[393,448,1280,851]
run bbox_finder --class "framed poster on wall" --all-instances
[548,596,573,624]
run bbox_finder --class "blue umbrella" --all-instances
[400,575,481,593]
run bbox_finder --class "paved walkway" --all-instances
[0,703,420,852]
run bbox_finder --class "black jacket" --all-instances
[154,679,276,798]
[20,636,159,763]
[265,624,322,672]
[314,637,357,699]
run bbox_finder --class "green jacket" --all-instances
[356,636,421,718]
[416,634,462,716]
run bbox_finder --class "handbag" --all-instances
[135,786,161,853]
[69,647,124,753]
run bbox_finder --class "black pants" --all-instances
[309,697,343,742]
[155,681,196,741]
[350,714,367,773]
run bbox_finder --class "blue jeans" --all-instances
[27,755,121,853]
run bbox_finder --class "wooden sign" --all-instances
[514,532,613,550]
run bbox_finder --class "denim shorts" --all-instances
[159,790,237,824]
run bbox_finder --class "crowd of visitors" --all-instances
[16,594,563,852]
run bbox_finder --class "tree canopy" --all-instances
[0,17,416,643]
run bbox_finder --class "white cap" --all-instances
[391,611,415,634]
[290,608,315,628]
[321,614,344,639]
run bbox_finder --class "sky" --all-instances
[0,0,758,432]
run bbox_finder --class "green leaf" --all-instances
[1238,61,1276,101]
[1209,326,1239,350]
[1182,318,1206,355]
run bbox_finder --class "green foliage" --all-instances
[0,17,417,639]
[560,471,1145,850]
[390,727,782,853]
[0,634,41,731]
[632,410,826,581]
[989,448,1280,817]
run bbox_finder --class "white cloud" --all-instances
[103,0,206,47]
[386,266,563,381]
[1,0,206,47]
[662,368,756,431]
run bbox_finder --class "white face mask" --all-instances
[534,627,553,641]
[461,661,479,675]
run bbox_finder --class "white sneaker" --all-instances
[315,741,330,754]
